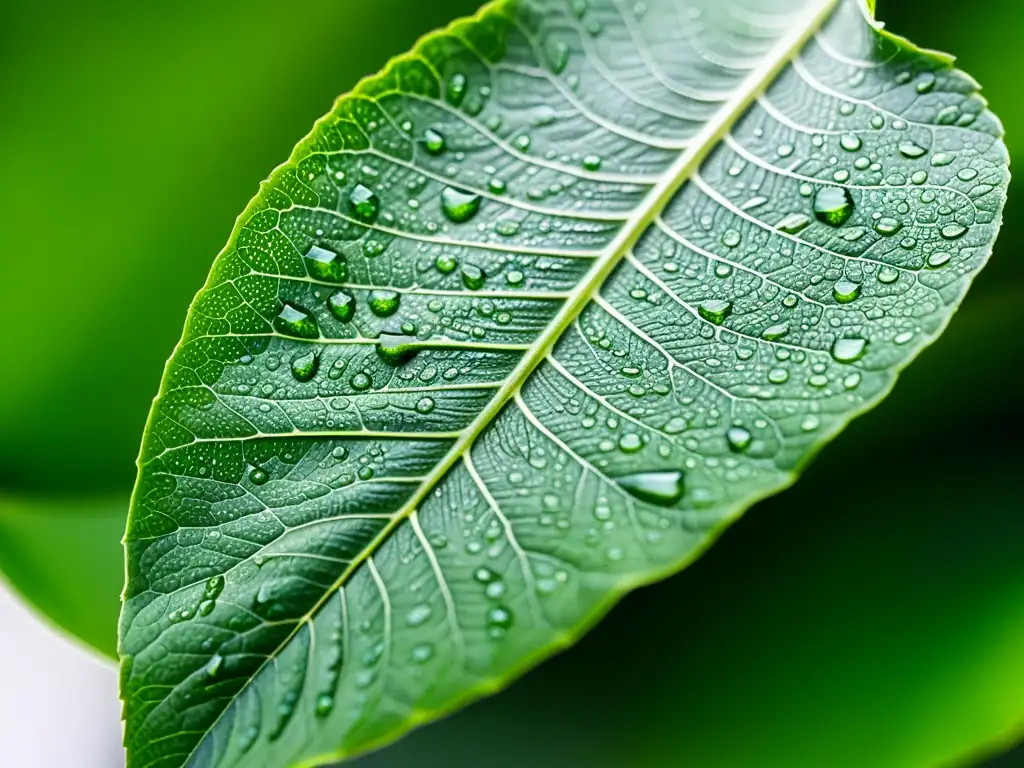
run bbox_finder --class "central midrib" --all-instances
[183,0,840,760]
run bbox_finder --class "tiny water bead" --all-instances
[303,245,348,283]
[616,471,685,507]
[698,299,732,325]
[367,290,401,317]
[274,303,319,339]
[832,279,861,304]
[441,187,482,223]
[328,290,355,322]
[423,128,445,155]
[291,351,320,382]
[348,184,380,223]
[832,337,868,363]
[249,468,269,485]
[582,154,602,171]
[813,187,854,227]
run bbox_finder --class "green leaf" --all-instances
[0,495,126,659]
[120,1,1009,766]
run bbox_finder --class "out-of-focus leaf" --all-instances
[0,496,126,659]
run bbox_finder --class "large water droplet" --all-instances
[274,303,319,339]
[832,279,861,303]
[367,289,400,317]
[899,141,927,159]
[348,184,379,223]
[813,187,854,226]
[726,426,752,453]
[698,299,732,325]
[291,350,320,382]
[441,187,482,223]
[618,433,643,453]
[832,337,868,363]
[376,334,420,365]
[461,264,486,290]
[616,471,685,507]
[328,290,355,322]
[423,128,445,155]
[303,245,348,283]
[840,134,862,152]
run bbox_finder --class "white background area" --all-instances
[0,584,125,766]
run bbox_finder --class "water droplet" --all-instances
[348,184,380,223]
[722,230,741,248]
[489,177,507,195]
[250,468,269,485]
[898,141,927,159]
[763,323,789,341]
[447,73,467,105]
[303,245,348,283]
[487,606,514,637]
[514,134,532,152]
[405,604,432,627]
[940,224,967,239]
[328,290,355,322]
[274,303,319,339]
[411,644,434,664]
[582,154,602,171]
[777,212,811,234]
[615,471,685,507]
[415,397,436,414]
[461,264,486,290]
[931,152,955,167]
[441,187,482,223]
[698,299,732,325]
[367,289,400,317]
[205,654,225,678]
[727,426,752,453]
[618,433,643,453]
[832,337,868,363]
[832,279,861,303]
[927,251,952,268]
[350,372,372,391]
[840,134,862,152]
[768,367,790,384]
[813,187,854,227]
[423,128,445,155]
[291,350,319,382]
[315,694,335,718]
[376,334,420,365]
[874,217,902,237]
[877,266,900,284]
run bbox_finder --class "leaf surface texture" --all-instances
[120,1,1009,765]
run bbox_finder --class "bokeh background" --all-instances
[0,0,1021,765]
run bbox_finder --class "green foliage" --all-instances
[116,0,1008,766]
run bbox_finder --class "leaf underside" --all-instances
[119,1,1009,766]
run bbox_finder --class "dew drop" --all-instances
[698,299,732,325]
[441,187,482,223]
[303,245,348,283]
[423,128,446,155]
[328,290,355,322]
[927,251,952,268]
[726,426,752,453]
[376,334,420,366]
[291,350,319,382]
[615,471,685,507]
[249,468,269,485]
[813,187,854,227]
[618,433,643,453]
[832,279,861,304]
[348,184,380,223]
[839,134,862,152]
[461,264,487,290]
[763,323,789,341]
[777,212,811,234]
[940,224,967,239]
[583,154,602,171]
[877,266,900,284]
[416,397,436,414]
[874,217,902,237]
[898,141,927,159]
[274,303,319,339]
[367,289,401,317]
[832,337,868,363]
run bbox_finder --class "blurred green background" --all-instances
[0,0,1021,766]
